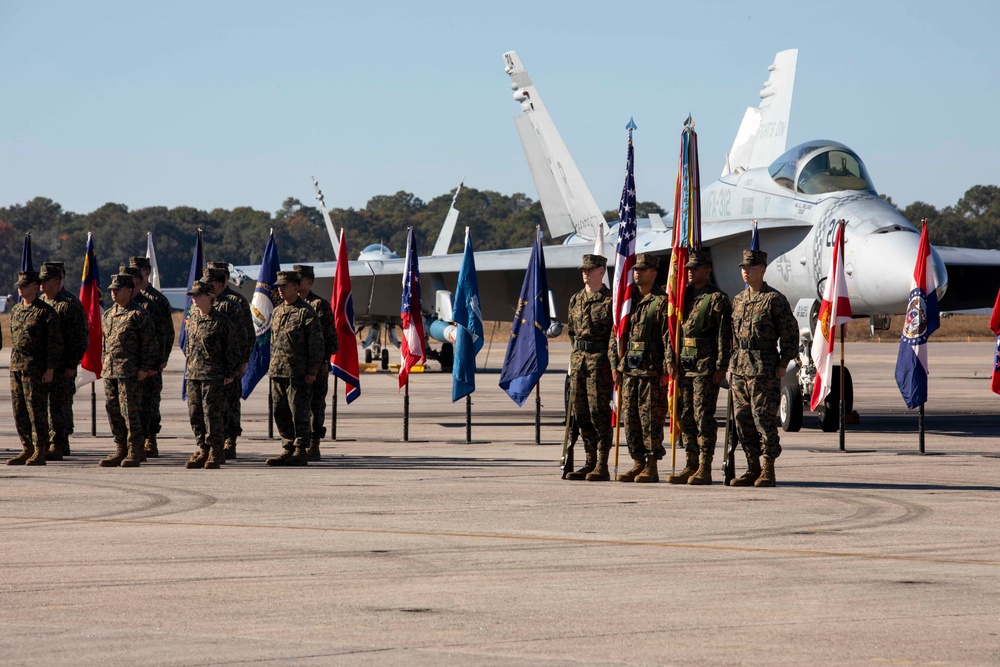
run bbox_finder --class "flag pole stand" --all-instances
[91,382,97,436]
[839,326,846,452]
[267,379,274,439]
[331,376,338,441]
[534,382,541,445]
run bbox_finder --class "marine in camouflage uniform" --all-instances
[129,256,174,458]
[666,249,732,486]
[609,253,672,483]
[728,249,799,487]
[265,271,324,466]
[202,266,251,463]
[294,264,338,462]
[206,261,255,460]
[39,262,88,459]
[117,265,163,462]
[7,271,63,466]
[565,254,614,481]
[99,273,156,468]
[182,280,241,469]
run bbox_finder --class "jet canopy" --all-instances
[768,140,876,196]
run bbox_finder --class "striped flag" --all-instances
[990,287,1000,395]
[894,221,940,409]
[809,220,853,411]
[76,232,102,387]
[399,227,425,388]
[331,229,361,403]
[612,123,637,340]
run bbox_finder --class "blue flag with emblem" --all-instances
[178,229,204,399]
[20,233,33,272]
[242,231,281,399]
[499,228,550,406]
[452,228,484,402]
[894,221,939,409]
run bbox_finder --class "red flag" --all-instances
[990,287,1000,395]
[809,220,853,410]
[399,227,425,388]
[331,230,361,403]
[77,232,102,385]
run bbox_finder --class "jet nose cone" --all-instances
[845,230,948,314]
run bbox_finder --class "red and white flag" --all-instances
[331,229,361,403]
[990,287,1000,396]
[399,226,425,388]
[809,220,853,410]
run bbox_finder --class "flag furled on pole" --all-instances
[76,232,102,387]
[242,231,281,398]
[499,227,550,406]
[452,228,484,402]
[178,230,205,399]
[331,230,361,403]
[612,122,638,340]
[809,220,853,410]
[399,227,426,388]
[145,231,161,290]
[989,287,1000,395]
[894,221,940,409]
[20,233,33,272]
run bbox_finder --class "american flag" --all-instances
[399,226,425,388]
[612,128,637,341]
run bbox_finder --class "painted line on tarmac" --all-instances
[3,514,998,568]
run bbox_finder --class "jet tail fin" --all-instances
[722,49,798,176]
[504,51,606,241]
[431,181,463,256]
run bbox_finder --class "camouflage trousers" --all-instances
[621,374,668,461]
[731,374,782,459]
[225,378,243,439]
[11,371,50,450]
[678,374,721,456]
[309,367,329,441]
[104,378,143,450]
[187,379,227,450]
[46,374,77,449]
[139,372,163,440]
[570,358,613,453]
[271,377,312,449]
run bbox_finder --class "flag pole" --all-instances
[839,221,847,452]
[465,394,472,443]
[268,379,274,439]
[403,375,410,442]
[91,382,97,436]
[918,403,925,454]
[534,381,541,445]
[612,376,623,479]
[331,376,338,441]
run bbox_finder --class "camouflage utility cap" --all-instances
[39,265,62,281]
[578,254,607,271]
[686,249,712,269]
[15,271,40,287]
[292,264,315,279]
[129,256,151,270]
[119,265,142,279]
[207,261,230,273]
[187,279,214,296]
[42,261,66,277]
[634,253,659,270]
[274,270,301,286]
[739,250,768,268]
[109,274,134,289]
[203,267,228,283]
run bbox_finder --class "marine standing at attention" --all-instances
[265,271,324,467]
[7,271,63,466]
[564,254,614,482]
[99,273,155,468]
[129,257,174,458]
[728,249,798,487]
[293,264,338,462]
[609,253,672,483]
[182,280,241,470]
[665,249,732,485]
[39,261,88,460]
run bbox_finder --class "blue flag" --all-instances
[20,233,33,272]
[499,228,550,406]
[242,231,281,399]
[179,230,204,399]
[452,228,483,402]
[894,222,940,409]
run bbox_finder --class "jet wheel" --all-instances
[780,383,803,432]
[381,348,389,370]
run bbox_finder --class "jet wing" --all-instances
[935,246,1000,312]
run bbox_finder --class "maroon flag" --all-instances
[331,230,360,402]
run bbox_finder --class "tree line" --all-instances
[0,184,996,294]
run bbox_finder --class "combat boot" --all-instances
[99,443,128,467]
[204,442,223,470]
[617,456,647,482]
[634,456,659,483]
[144,435,159,458]
[185,447,210,469]
[120,442,142,467]
[585,449,611,482]
[223,438,237,461]
[666,450,699,484]
[7,444,33,466]
[285,446,309,466]
[566,450,596,480]
[754,456,776,487]
[62,438,71,456]
[688,453,714,485]
[306,438,322,462]
[47,442,63,461]
[25,442,47,466]
[729,454,761,486]
[265,444,295,466]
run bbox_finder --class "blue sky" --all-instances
[1,0,997,216]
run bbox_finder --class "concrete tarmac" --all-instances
[1,342,998,666]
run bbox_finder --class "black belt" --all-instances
[574,340,608,353]
[738,340,770,351]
